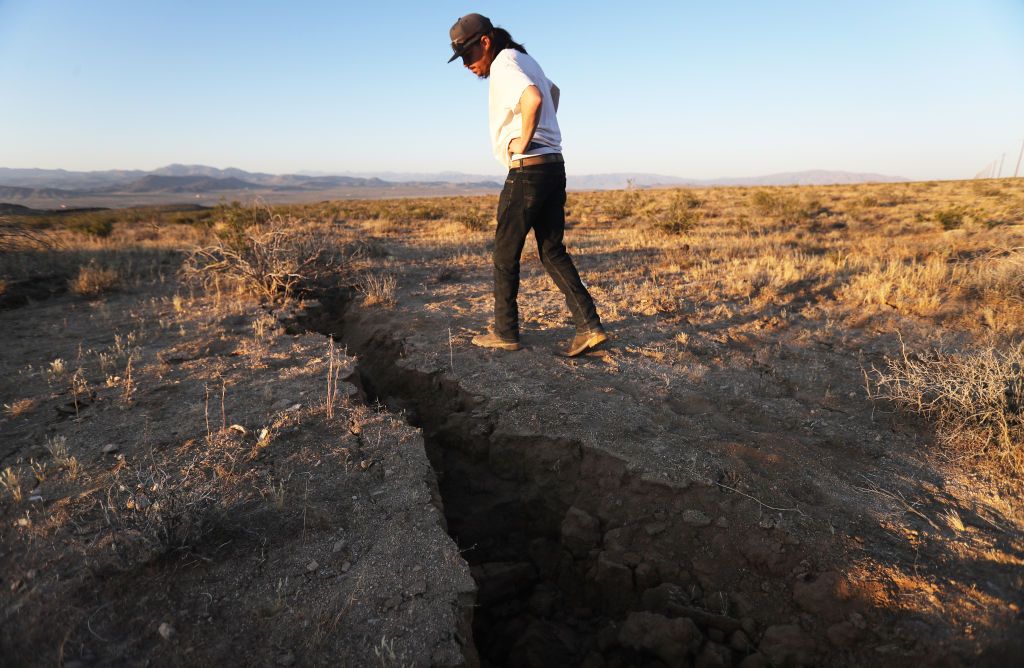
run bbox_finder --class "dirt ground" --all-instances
[2,178,1023,667]
[0,287,475,667]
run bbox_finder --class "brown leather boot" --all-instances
[564,325,608,357]
[471,329,522,351]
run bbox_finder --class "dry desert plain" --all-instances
[1,178,1023,667]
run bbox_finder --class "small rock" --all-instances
[759,624,817,666]
[737,654,769,668]
[644,522,667,536]
[634,562,660,592]
[561,507,601,558]
[101,443,119,454]
[729,629,751,652]
[158,622,176,641]
[641,583,691,615]
[594,553,635,613]
[619,611,703,666]
[341,561,351,572]
[276,651,295,666]
[528,586,561,617]
[285,404,302,413]
[408,578,427,596]
[228,424,247,436]
[695,641,731,668]
[332,539,347,553]
[792,571,853,622]
[827,621,860,648]
[305,560,319,572]
[682,510,712,527]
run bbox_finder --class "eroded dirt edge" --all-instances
[292,291,1022,668]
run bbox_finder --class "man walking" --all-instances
[447,13,607,357]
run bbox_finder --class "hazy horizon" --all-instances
[1,1,1022,181]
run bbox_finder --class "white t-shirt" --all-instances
[488,49,562,168]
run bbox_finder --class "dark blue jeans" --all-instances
[493,161,601,340]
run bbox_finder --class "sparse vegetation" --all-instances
[1,466,22,502]
[69,260,120,296]
[870,342,1024,482]
[934,205,968,230]
[750,189,827,223]
[359,272,397,307]
[652,189,703,234]
[182,204,339,301]
[3,177,1024,666]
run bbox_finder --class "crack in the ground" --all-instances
[293,291,804,667]
[290,289,1017,668]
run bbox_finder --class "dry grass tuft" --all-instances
[3,397,37,418]
[1,466,22,503]
[651,190,703,235]
[70,261,120,296]
[870,340,1024,482]
[359,272,397,308]
[106,460,223,562]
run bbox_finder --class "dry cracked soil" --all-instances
[2,180,1024,667]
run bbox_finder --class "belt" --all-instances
[510,153,564,169]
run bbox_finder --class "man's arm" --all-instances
[507,85,543,156]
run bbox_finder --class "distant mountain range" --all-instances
[306,168,910,190]
[0,164,909,207]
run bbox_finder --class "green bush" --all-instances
[934,206,968,231]
[653,190,702,234]
[750,190,826,224]
[66,213,115,238]
[456,211,490,231]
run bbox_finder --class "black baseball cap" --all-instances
[447,13,493,63]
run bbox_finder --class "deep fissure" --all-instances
[295,292,793,667]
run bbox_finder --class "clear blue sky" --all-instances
[1,1,1022,180]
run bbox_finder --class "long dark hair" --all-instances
[488,27,527,55]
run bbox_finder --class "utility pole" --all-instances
[1015,139,1024,178]
[997,153,1005,178]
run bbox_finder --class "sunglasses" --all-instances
[453,34,484,64]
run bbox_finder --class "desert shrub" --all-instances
[605,186,641,220]
[70,261,120,296]
[66,212,115,238]
[359,272,397,307]
[652,190,702,234]
[0,217,50,251]
[211,201,272,243]
[106,462,223,562]
[870,342,1024,483]
[454,210,491,231]
[750,190,826,224]
[182,211,338,302]
[403,204,445,221]
[961,248,1024,300]
[934,206,968,230]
